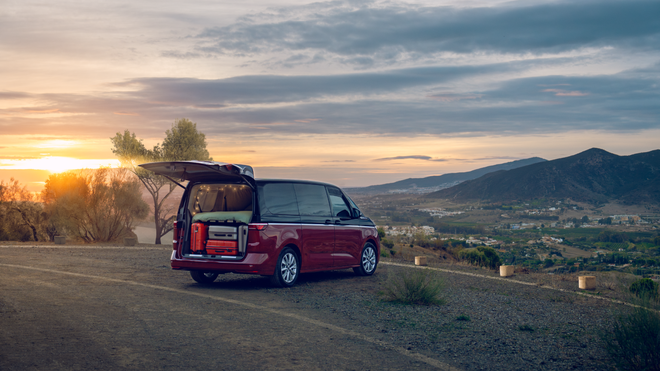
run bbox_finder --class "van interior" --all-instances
[188,183,253,224]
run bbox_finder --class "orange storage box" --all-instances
[206,240,238,255]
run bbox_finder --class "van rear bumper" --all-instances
[171,252,274,275]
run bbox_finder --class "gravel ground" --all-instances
[1,243,634,370]
[265,259,628,371]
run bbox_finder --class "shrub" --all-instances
[602,307,660,371]
[629,278,659,301]
[456,315,470,321]
[458,246,502,269]
[381,269,445,305]
[382,238,394,249]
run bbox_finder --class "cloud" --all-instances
[192,0,660,66]
[428,94,482,102]
[2,62,658,139]
[0,92,31,99]
[373,155,448,162]
[542,89,589,96]
[117,63,513,105]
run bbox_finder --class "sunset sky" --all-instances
[2,0,659,190]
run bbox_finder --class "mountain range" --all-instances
[426,148,660,204]
[346,157,546,194]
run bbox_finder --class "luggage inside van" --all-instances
[190,223,208,253]
[206,225,239,255]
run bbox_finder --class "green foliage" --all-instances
[42,168,149,242]
[377,227,385,239]
[456,315,470,321]
[598,230,629,243]
[381,269,446,305]
[162,118,212,161]
[110,119,212,244]
[629,278,659,301]
[543,258,555,268]
[518,324,534,332]
[458,246,502,269]
[381,238,394,250]
[602,307,660,371]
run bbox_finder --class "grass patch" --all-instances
[629,278,659,301]
[380,268,446,306]
[456,314,471,321]
[601,306,660,371]
[518,324,534,332]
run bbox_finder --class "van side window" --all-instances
[327,187,351,218]
[294,184,331,216]
[258,183,299,215]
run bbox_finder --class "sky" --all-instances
[1,0,659,190]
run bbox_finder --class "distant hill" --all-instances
[346,157,546,194]
[426,148,660,204]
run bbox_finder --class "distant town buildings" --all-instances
[381,225,435,237]
[418,208,464,218]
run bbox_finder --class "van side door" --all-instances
[327,187,362,268]
[294,183,334,272]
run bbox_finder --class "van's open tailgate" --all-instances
[139,161,255,188]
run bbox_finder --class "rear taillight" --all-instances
[248,223,268,231]
[172,221,181,251]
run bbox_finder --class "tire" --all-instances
[270,247,300,287]
[353,242,377,276]
[190,270,219,284]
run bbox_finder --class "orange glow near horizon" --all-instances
[0,157,120,174]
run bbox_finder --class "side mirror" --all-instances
[352,208,361,218]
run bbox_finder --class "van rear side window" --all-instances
[294,184,331,216]
[258,183,299,215]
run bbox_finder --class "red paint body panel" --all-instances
[170,222,380,276]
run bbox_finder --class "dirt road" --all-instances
[0,245,455,370]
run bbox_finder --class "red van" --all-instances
[140,161,380,287]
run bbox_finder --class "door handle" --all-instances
[325,220,332,224]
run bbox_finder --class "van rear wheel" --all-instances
[270,247,299,287]
[354,242,377,276]
[190,271,219,284]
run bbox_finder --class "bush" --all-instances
[602,307,660,371]
[381,269,445,305]
[458,246,502,269]
[42,168,149,242]
[629,278,659,301]
[381,238,394,249]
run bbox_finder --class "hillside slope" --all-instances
[427,148,660,204]
[347,157,546,194]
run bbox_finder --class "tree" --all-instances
[42,168,149,242]
[110,118,212,244]
[0,178,48,241]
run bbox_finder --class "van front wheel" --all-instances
[190,271,219,284]
[271,247,299,287]
[354,242,377,276]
